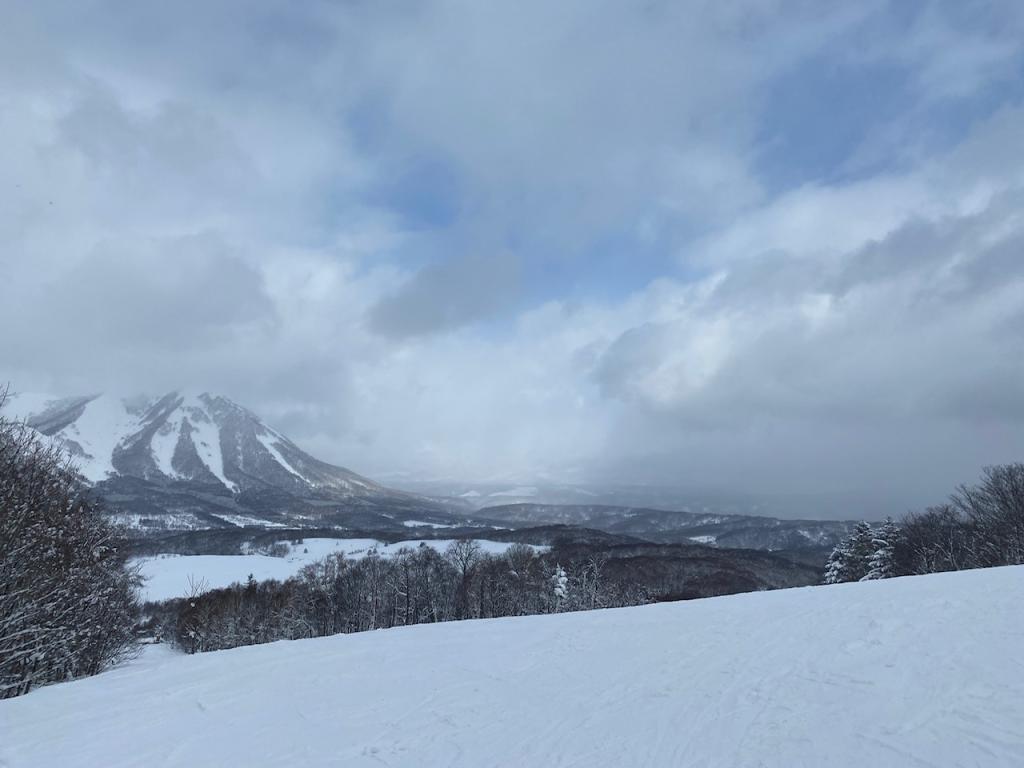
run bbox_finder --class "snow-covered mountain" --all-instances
[5,391,454,533]
[3,566,1022,767]
[12,391,377,494]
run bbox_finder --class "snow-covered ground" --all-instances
[135,538,541,602]
[687,534,717,544]
[3,567,1023,767]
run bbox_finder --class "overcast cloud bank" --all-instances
[3,1,1024,513]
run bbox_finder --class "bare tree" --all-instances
[952,464,1024,567]
[446,540,482,619]
[897,505,975,574]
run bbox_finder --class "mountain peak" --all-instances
[8,390,378,496]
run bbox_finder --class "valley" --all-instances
[7,390,847,605]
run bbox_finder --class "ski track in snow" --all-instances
[2,567,1023,767]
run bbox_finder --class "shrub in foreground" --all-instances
[0,408,139,698]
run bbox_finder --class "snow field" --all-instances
[2,566,1022,767]
[134,538,544,602]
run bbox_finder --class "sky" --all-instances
[2,1,1024,514]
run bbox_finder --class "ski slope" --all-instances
[3,567,1023,767]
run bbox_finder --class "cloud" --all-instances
[2,1,1024,516]
[368,253,521,338]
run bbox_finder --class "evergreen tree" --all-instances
[551,564,568,611]
[845,522,875,582]
[824,522,877,584]
[823,544,849,584]
[862,518,899,581]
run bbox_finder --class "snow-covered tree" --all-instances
[0,403,139,698]
[844,522,875,582]
[551,564,568,610]
[824,521,878,584]
[862,518,899,581]
[823,543,849,584]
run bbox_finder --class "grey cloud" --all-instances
[367,253,521,338]
[0,233,275,394]
[592,323,669,403]
[59,90,257,202]
[829,217,959,296]
[51,234,274,346]
[580,183,1024,515]
[3,1,1024,515]
[829,190,1024,300]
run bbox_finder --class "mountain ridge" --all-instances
[471,502,858,551]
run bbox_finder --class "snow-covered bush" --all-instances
[0,406,139,698]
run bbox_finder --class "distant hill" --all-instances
[471,503,858,551]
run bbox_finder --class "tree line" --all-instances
[145,540,648,654]
[824,464,1024,583]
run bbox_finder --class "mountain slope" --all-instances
[6,391,454,532]
[2,567,1021,767]
[13,391,377,493]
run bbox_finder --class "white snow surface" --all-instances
[134,538,541,602]
[402,519,458,528]
[488,485,538,497]
[148,415,181,479]
[182,396,238,492]
[15,394,141,482]
[3,567,1023,767]
[688,534,717,544]
[256,430,309,483]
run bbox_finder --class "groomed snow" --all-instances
[3,567,1023,767]
[134,539,543,602]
